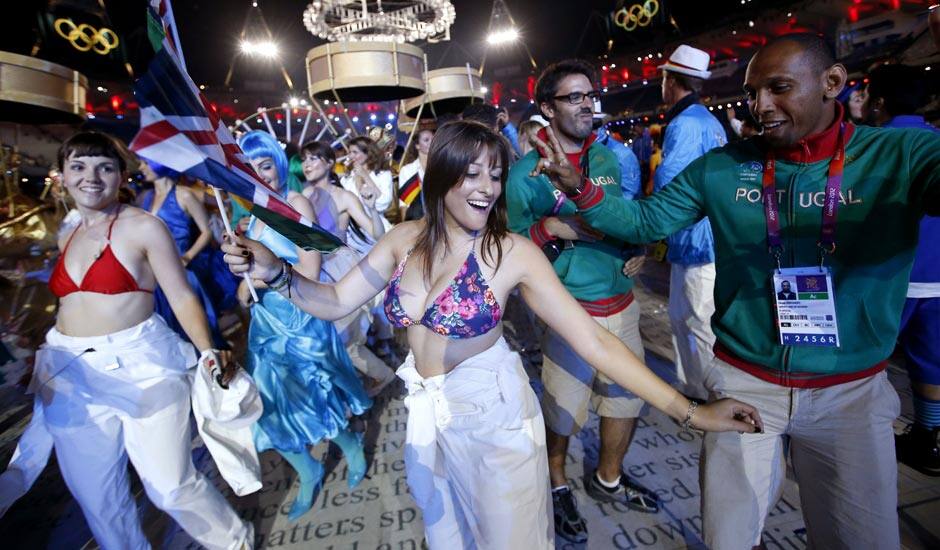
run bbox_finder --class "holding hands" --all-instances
[544,215,604,242]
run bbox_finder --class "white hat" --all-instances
[528,114,549,127]
[659,44,712,79]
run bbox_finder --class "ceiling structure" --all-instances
[2,0,936,126]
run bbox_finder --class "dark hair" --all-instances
[348,136,388,171]
[300,140,337,164]
[866,64,928,117]
[413,121,510,281]
[535,59,597,106]
[765,33,836,73]
[402,128,435,165]
[665,71,704,94]
[461,103,499,129]
[58,131,128,173]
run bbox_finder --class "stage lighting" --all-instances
[240,40,279,58]
[486,28,519,45]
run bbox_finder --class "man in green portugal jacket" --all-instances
[531,33,940,549]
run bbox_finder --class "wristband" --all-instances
[269,261,293,298]
[263,261,285,286]
[681,400,698,430]
[198,348,228,389]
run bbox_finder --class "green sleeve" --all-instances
[578,154,708,243]
[506,163,551,239]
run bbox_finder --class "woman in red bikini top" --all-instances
[49,131,220,352]
[29,131,249,549]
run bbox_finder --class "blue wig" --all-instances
[237,130,289,195]
[145,159,180,180]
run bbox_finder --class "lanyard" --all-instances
[761,124,845,267]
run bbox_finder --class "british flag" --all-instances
[130,1,314,229]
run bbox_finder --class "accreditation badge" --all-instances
[772,267,839,347]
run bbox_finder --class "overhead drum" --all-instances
[403,65,483,119]
[305,41,426,103]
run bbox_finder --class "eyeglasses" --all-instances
[552,90,601,105]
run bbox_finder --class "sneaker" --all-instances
[585,471,660,513]
[896,424,940,477]
[552,487,588,543]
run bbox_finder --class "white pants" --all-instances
[34,316,251,550]
[668,262,716,400]
[702,357,900,549]
[398,338,553,549]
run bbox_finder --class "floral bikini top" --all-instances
[384,244,502,339]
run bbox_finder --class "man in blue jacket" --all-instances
[864,62,940,477]
[655,45,728,400]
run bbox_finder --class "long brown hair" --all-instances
[348,136,388,171]
[412,120,511,281]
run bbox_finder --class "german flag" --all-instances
[399,173,421,206]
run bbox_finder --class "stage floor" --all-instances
[1,261,938,549]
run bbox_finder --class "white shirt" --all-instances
[341,169,394,214]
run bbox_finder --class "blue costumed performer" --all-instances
[237,130,371,521]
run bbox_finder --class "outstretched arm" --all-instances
[222,223,406,321]
[531,126,706,244]
[512,235,761,433]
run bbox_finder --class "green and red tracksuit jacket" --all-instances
[565,107,940,387]
[507,130,638,316]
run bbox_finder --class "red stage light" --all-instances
[492,82,503,105]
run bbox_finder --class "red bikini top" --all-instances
[49,207,153,298]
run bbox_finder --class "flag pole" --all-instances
[211,185,260,304]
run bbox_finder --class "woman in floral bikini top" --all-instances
[222,121,763,548]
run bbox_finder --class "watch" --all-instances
[541,240,574,263]
[541,240,562,263]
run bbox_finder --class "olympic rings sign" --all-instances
[54,18,119,55]
[613,0,660,32]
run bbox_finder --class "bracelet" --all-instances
[262,261,285,285]
[270,261,293,298]
[681,400,698,430]
[267,261,291,291]
[269,261,291,290]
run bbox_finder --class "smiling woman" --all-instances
[17,131,253,549]
[221,120,762,547]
